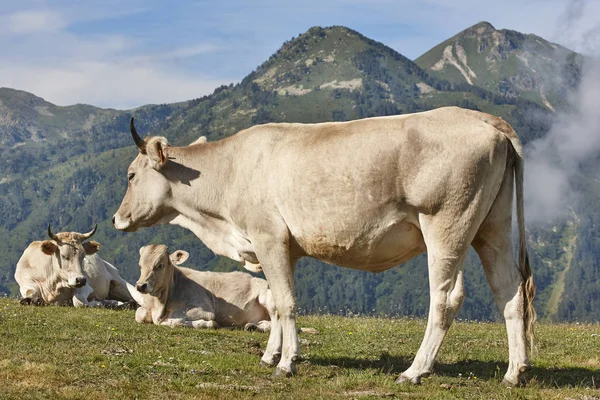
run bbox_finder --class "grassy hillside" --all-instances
[0,299,598,399]
[0,25,597,322]
[0,88,185,147]
[415,22,584,112]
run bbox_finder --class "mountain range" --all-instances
[0,22,597,322]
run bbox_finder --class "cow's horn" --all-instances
[47,224,60,241]
[81,225,97,240]
[130,117,146,151]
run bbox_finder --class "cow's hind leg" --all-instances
[396,249,467,383]
[396,211,478,385]
[473,219,530,386]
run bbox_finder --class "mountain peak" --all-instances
[468,21,497,33]
[247,24,420,100]
[0,87,48,106]
[415,22,581,111]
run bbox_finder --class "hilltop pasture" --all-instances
[0,298,598,399]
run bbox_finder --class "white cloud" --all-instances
[0,61,230,110]
[2,10,65,35]
[135,44,223,63]
[523,0,600,223]
[0,3,231,109]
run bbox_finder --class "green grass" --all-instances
[0,299,598,399]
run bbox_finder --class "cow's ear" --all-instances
[41,240,58,255]
[83,241,100,255]
[191,136,207,145]
[170,250,189,265]
[146,137,169,170]
[139,246,146,256]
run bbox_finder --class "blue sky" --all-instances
[1,0,598,109]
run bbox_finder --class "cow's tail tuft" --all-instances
[504,124,537,355]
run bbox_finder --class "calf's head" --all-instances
[136,244,189,295]
[113,118,175,232]
[43,225,100,288]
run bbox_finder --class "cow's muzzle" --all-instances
[113,214,135,231]
[136,282,149,293]
[68,276,87,288]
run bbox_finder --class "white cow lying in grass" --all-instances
[15,225,138,309]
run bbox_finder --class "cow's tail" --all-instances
[500,120,537,355]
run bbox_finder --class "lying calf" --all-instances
[134,244,276,331]
[135,244,283,365]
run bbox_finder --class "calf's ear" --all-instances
[41,240,58,255]
[146,137,169,170]
[83,240,101,255]
[170,250,189,265]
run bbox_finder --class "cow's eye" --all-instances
[157,263,163,270]
[128,173,135,181]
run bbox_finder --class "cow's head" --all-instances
[136,244,189,295]
[113,118,176,232]
[43,225,100,288]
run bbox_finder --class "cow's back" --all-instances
[229,107,512,269]
[82,254,112,300]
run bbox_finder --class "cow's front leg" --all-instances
[191,319,218,329]
[254,236,299,377]
[258,288,281,366]
[136,306,152,323]
[159,318,188,327]
[72,284,94,308]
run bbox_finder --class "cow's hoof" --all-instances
[19,297,32,306]
[501,378,519,387]
[502,365,530,387]
[395,374,421,385]
[244,323,258,332]
[272,368,293,378]
[519,364,532,374]
[501,376,527,388]
[260,353,281,366]
[271,363,297,378]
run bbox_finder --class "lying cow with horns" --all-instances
[114,107,535,386]
[15,225,139,308]
[134,244,277,335]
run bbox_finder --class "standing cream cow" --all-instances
[134,244,276,336]
[113,107,535,386]
[15,225,138,308]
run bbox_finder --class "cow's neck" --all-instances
[149,268,178,323]
[164,142,247,261]
[167,141,234,210]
